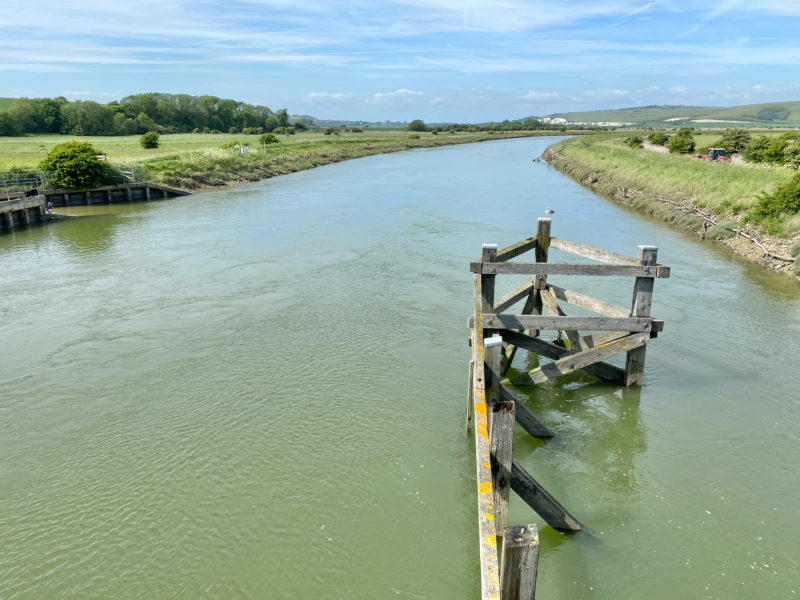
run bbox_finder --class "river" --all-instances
[1,137,799,599]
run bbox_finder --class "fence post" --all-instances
[625,245,657,386]
[501,524,540,600]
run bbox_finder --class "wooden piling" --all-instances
[500,524,540,600]
[491,400,515,542]
[625,246,657,386]
[472,265,501,600]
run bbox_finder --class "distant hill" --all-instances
[543,101,800,128]
[0,97,15,110]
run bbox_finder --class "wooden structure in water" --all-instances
[0,196,47,231]
[467,218,670,599]
[0,183,189,232]
[34,182,188,207]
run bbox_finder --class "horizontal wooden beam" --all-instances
[510,460,582,532]
[507,332,650,386]
[500,330,625,384]
[582,331,628,348]
[549,237,639,265]
[481,314,653,332]
[471,261,670,278]
[499,385,554,438]
[547,284,630,318]
[493,281,535,314]
[496,236,538,262]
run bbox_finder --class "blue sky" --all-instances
[1,0,799,122]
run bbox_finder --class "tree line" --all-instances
[0,93,298,136]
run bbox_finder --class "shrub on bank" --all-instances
[258,133,279,145]
[706,219,738,240]
[625,135,643,149]
[748,171,800,233]
[666,128,695,154]
[39,141,116,189]
[647,131,669,146]
[140,131,160,149]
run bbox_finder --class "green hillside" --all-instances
[0,97,15,110]
[548,101,800,128]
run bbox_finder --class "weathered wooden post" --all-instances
[472,244,501,600]
[485,334,503,411]
[482,243,499,429]
[527,218,551,338]
[491,398,515,542]
[625,245,657,386]
[501,524,540,600]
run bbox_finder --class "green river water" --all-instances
[1,137,799,599]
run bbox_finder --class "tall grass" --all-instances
[554,135,799,236]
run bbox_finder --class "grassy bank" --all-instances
[547,133,799,237]
[0,129,563,189]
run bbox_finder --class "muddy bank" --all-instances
[543,147,799,281]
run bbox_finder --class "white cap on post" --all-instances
[485,335,504,348]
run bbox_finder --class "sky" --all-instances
[1,0,799,123]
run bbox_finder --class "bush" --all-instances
[285,127,295,135]
[789,241,800,258]
[624,135,643,149]
[647,131,669,145]
[39,141,116,189]
[749,172,800,231]
[717,128,751,153]
[667,128,695,154]
[228,127,238,134]
[407,133,420,139]
[743,136,770,163]
[407,119,426,132]
[258,133,279,145]
[221,140,240,149]
[793,259,800,276]
[140,131,160,149]
[706,218,738,240]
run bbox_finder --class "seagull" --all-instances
[545,206,555,216]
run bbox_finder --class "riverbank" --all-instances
[543,139,800,281]
[142,130,565,191]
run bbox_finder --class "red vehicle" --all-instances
[691,147,731,162]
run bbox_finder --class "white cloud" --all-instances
[371,88,424,101]
[521,91,562,101]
